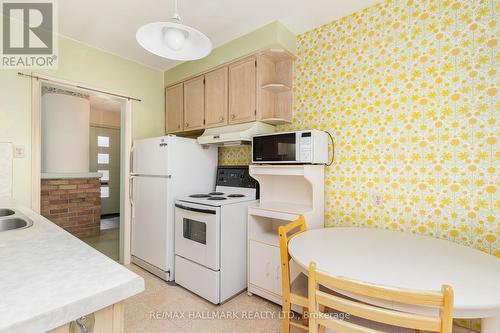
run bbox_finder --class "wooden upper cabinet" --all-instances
[204,67,228,128]
[165,83,183,133]
[183,75,205,131]
[165,49,293,134]
[228,57,256,124]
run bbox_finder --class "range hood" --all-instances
[197,122,275,146]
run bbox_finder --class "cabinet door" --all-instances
[228,57,256,124]
[165,83,183,133]
[204,67,228,128]
[249,240,282,295]
[183,75,205,131]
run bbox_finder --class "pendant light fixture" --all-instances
[136,0,212,61]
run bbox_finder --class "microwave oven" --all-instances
[252,130,329,164]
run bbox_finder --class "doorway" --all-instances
[30,74,134,264]
[39,83,124,261]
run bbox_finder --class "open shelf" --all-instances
[248,214,297,247]
[249,164,325,226]
[257,48,293,125]
[261,83,291,93]
[247,164,325,306]
[260,48,295,63]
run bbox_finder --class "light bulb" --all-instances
[164,28,187,51]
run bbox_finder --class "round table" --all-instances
[288,227,500,333]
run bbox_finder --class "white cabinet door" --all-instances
[249,241,281,295]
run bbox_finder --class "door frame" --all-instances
[31,73,133,264]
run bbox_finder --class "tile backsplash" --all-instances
[218,146,251,166]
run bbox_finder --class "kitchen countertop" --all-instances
[0,198,144,333]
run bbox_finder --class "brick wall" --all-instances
[41,178,101,238]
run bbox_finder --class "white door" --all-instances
[131,176,169,270]
[174,202,220,270]
[89,126,121,215]
[132,136,170,176]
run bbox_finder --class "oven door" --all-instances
[174,202,220,270]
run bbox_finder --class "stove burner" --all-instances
[189,194,211,198]
[207,197,227,200]
[228,194,245,197]
[209,192,224,196]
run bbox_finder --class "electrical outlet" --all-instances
[374,192,384,208]
[14,145,25,158]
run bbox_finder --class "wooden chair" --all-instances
[307,261,454,333]
[279,216,326,333]
[279,215,308,332]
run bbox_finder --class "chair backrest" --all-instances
[307,261,454,333]
[278,215,307,297]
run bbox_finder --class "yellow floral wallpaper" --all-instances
[220,0,499,261]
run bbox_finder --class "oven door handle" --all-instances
[175,203,216,215]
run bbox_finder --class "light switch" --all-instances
[14,145,25,158]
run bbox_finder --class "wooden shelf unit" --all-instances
[247,164,324,305]
[257,49,294,124]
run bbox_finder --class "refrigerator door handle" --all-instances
[129,143,135,173]
[129,175,135,207]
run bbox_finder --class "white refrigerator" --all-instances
[130,135,217,281]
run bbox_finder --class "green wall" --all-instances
[0,36,165,206]
[164,21,296,86]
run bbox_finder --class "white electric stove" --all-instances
[174,166,258,304]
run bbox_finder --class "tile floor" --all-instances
[81,227,119,261]
[123,265,471,333]
[124,264,288,333]
[101,215,120,230]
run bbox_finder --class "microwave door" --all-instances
[254,133,297,162]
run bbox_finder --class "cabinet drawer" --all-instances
[248,240,281,296]
[175,255,220,304]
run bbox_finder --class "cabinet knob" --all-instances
[220,116,224,121]
[177,124,180,129]
[231,114,236,119]
[185,123,189,127]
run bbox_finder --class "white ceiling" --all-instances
[59,0,381,71]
